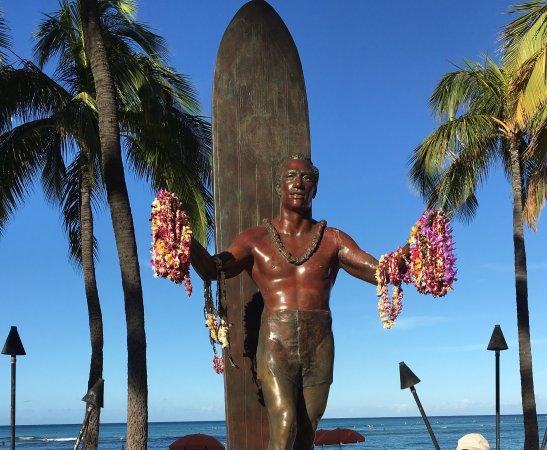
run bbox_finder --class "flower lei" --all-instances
[204,257,237,374]
[375,247,406,329]
[150,189,192,296]
[375,210,456,329]
[407,210,457,297]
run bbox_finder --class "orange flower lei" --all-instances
[150,189,192,296]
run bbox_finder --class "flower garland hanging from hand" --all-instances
[375,209,456,329]
[376,247,406,329]
[204,258,236,374]
[150,189,192,296]
[407,210,457,297]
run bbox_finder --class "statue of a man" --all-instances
[192,154,394,450]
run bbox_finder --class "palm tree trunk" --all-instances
[80,160,103,450]
[80,1,148,448]
[508,135,539,450]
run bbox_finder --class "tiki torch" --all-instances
[73,377,104,450]
[2,326,26,450]
[487,325,508,450]
[399,361,441,450]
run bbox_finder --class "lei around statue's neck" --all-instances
[263,218,327,266]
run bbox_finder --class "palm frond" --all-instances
[125,133,212,245]
[0,9,11,64]
[61,154,100,266]
[110,52,199,116]
[523,162,546,230]
[122,109,213,244]
[108,0,137,18]
[102,13,167,59]
[410,113,499,186]
[0,118,60,233]
[511,44,547,127]
[41,133,71,204]
[34,2,80,68]
[430,58,507,120]
[502,1,547,70]
[502,2,547,126]
[97,0,168,59]
[525,104,547,157]
[421,137,500,221]
[0,63,71,131]
[140,59,199,113]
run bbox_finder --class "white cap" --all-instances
[456,433,490,450]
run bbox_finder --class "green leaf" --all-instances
[0,9,11,64]
[0,118,55,233]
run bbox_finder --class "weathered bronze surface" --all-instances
[193,156,380,449]
[212,1,311,448]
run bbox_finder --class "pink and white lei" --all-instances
[375,210,456,329]
[375,247,406,329]
[407,210,457,297]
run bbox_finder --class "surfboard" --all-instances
[212,1,311,448]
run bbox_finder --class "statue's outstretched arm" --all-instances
[191,231,253,281]
[335,229,378,285]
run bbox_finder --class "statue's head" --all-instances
[276,154,319,210]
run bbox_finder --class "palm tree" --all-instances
[0,1,212,448]
[79,1,148,445]
[409,53,544,449]
[78,1,210,445]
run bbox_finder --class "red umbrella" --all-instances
[314,427,365,446]
[169,433,225,450]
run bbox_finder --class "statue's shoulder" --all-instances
[237,224,268,241]
[325,225,350,236]
[323,225,340,239]
[323,226,354,247]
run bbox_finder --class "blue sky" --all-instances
[0,0,546,425]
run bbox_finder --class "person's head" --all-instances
[456,433,490,450]
[276,154,319,211]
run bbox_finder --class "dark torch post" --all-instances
[487,324,508,450]
[2,326,26,450]
[73,378,104,450]
[399,362,441,450]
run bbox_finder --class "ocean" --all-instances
[0,415,546,449]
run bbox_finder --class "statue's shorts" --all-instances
[257,309,334,388]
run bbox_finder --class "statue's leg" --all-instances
[261,370,299,450]
[294,310,334,449]
[293,382,331,449]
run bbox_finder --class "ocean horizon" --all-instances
[1,414,546,449]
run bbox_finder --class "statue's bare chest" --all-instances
[250,229,339,283]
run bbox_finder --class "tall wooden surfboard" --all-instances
[212,1,311,448]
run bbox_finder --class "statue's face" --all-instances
[280,159,317,211]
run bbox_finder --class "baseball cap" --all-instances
[456,433,490,450]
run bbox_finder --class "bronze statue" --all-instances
[192,154,397,450]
